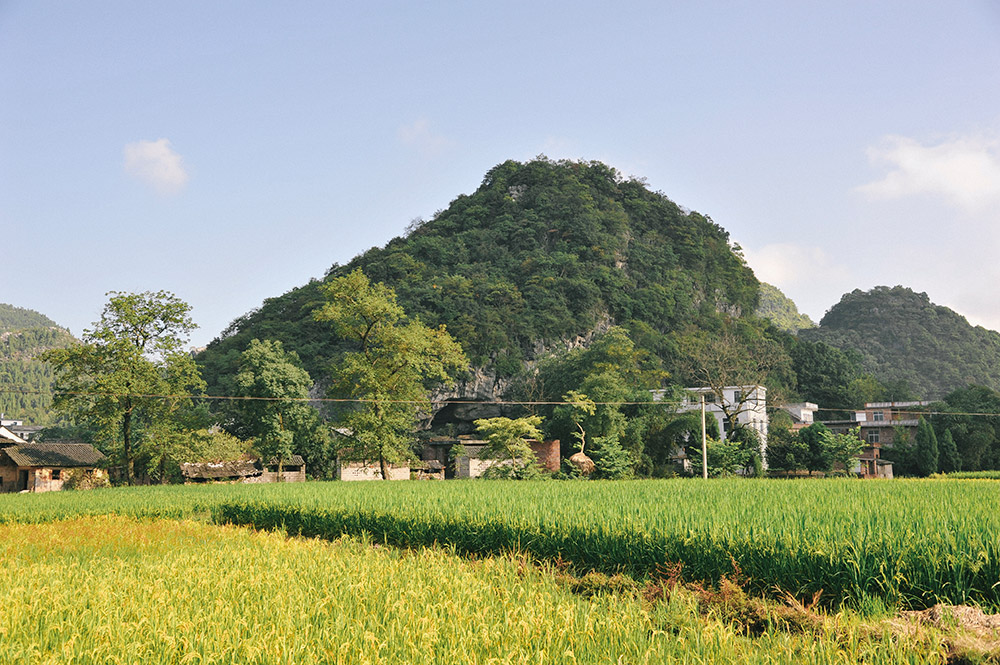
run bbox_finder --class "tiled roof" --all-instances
[180,460,261,479]
[268,455,305,467]
[0,426,26,445]
[3,443,105,467]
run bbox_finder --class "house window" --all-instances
[872,411,884,422]
[867,431,880,444]
[52,469,61,480]
[732,390,742,404]
[704,392,716,404]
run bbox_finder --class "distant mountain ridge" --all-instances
[0,303,76,424]
[0,303,59,332]
[799,286,1000,399]
[756,283,815,333]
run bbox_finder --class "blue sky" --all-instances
[3,1,1000,347]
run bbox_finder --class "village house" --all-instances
[336,459,410,481]
[780,402,819,431]
[0,417,42,442]
[820,401,927,478]
[653,386,769,447]
[421,436,561,479]
[0,427,107,492]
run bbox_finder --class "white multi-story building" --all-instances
[653,385,768,448]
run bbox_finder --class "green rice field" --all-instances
[3,478,1000,611]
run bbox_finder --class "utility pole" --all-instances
[701,394,708,479]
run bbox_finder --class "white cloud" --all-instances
[123,138,189,195]
[397,118,454,157]
[741,242,855,322]
[742,243,851,288]
[858,133,1000,212]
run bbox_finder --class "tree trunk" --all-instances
[122,401,133,486]
[379,453,389,480]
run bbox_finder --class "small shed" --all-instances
[0,442,106,493]
[454,439,561,478]
[180,455,306,484]
[180,459,262,483]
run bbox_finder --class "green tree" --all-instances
[938,428,961,473]
[474,415,545,479]
[531,326,661,476]
[914,417,939,477]
[799,423,835,476]
[687,437,742,477]
[829,427,865,476]
[233,339,329,477]
[765,428,810,473]
[40,291,203,484]
[314,269,468,479]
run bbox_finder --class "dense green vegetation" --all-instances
[0,303,75,424]
[0,302,59,330]
[755,282,815,333]
[801,285,1000,399]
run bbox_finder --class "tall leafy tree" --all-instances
[829,427,865,476]
[532,326,663,476]
[314,269,468,479]
[914,417,939,477]
[474,415,544,479]
[799,423,835,476]
[765,426,810,473]
[40,291,203,484]
[938,428,961,473]
[233,339,329,477]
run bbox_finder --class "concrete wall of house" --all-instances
[456,456,509,478]
[0,463,18,492]
[31,467,66,493]
[258,468,306,483]
[337,462,409,481]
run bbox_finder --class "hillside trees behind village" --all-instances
[0,304,76,424]
[800,286,1000,400]
[230,339,330,476]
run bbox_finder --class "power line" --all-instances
[0,384,657,407]
[6,384,1000,417]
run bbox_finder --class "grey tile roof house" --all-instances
[0,442,106,493]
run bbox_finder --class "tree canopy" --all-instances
[314,269,468,479]
[40,291,204,484]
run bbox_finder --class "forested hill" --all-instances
[200,158,762,391]
[799,286,1000,399]
[0,303,58,331]
[0,303,76,424]
[756,283,815,334]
